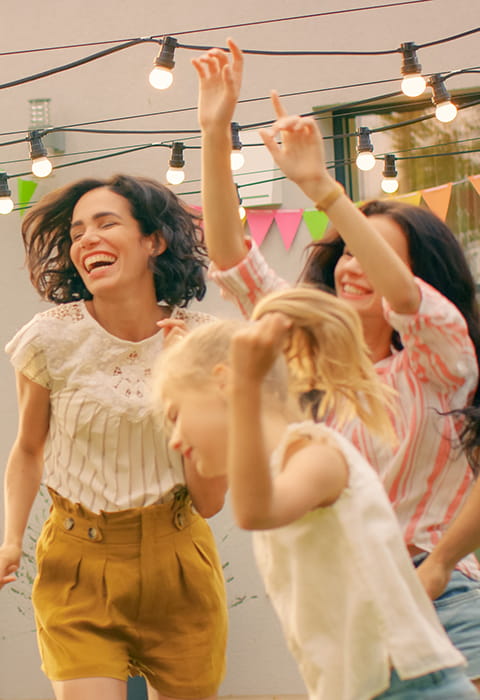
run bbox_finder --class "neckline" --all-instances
[79,299,178,345]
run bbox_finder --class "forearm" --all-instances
[201,129,249,269]
[427,478,480,572]
[3,444,43,547]
[228,380,274,529]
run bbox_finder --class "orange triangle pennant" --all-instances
[421,183,452,221]
[468,175,480,197]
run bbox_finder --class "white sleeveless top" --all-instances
[253,421,465,700]
[5,301,214,512]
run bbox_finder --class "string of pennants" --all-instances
[241,174,480,250]
[15,174,480,246]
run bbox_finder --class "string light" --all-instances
[230,122,245,171]
[149,37,178,90]
[429,74,458,123]
[356,127,376,171]
[29,131,52,177]
[400,42,426,97]
[166,142,185,185]
[0,173,14,214]
[381,154,399,193]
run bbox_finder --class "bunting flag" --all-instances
[192,173,479,249]
[302,209,330,240]
[274,209,303,251]
[468,174,480,197]
[17,178,38,217]
[421,183,453,222]
[246,209,275,246]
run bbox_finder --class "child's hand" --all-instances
[192,37,243,132]
[157,319,188,348]
[230,313,292,384]
[259,91,336,203]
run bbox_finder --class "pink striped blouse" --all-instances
[209,242,480,579]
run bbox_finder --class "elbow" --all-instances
[233,507,269,531]
[195,494,226,519]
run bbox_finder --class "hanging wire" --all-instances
[0,1,433,57]
[1,24,479,91]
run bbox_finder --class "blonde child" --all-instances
[153,285,477,700]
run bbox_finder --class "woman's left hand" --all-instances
[416,555,452,600]
[157,319,188,347]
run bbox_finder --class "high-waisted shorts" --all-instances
[32,488,228,698]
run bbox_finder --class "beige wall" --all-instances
[0,1,478,697]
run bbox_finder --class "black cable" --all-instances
[0,2,433,57]
[0,38,160,90]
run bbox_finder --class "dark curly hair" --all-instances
[300,199,480,471]
[21,174,207,307]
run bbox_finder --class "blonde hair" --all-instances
[252,286,395,438]
[154,286,395,440]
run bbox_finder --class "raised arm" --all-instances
[259,93,420,315]
[0,373,50,589]
[193,38,249,270]
[227,314,347,530]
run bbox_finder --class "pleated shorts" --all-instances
[32,488,228,698]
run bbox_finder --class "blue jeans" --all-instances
[373,666,478,699]
[414,553,480,680]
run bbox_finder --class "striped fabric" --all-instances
[209,243,480,579]
[6,301,215,513]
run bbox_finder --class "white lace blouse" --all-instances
[5,301,215,513]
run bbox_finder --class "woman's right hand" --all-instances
[259,91,337,204]
[192,37,243,132]
[0,543,21,590]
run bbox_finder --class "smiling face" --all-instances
[334,214,411,324]
[69,187,164,298]
[165,383,229,478]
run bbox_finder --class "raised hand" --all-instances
[230,313,292,385]
[192,37,243,132]
[259,91,336,203]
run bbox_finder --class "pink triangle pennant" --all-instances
[246,210,275,247]
[468,175,480,197]
[421,183,452,222]
[274,209,303,251]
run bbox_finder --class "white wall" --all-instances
[0,1,478,697]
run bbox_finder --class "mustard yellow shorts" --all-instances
[32,489,228,698]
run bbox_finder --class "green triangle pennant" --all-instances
[17,179,38,216]
[302,209,330,240]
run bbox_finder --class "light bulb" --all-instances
[231,150,245,171]
[238,205,246,220]
[401,74,426,98]
[435,101,457,123]
[166,168,185,185]
[381,178,399,194]
[32,156,52,178]
[149,66,174,90]
[356,152,376,171]
[0,196,14,214]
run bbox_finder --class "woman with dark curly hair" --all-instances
[0,174,228,700]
